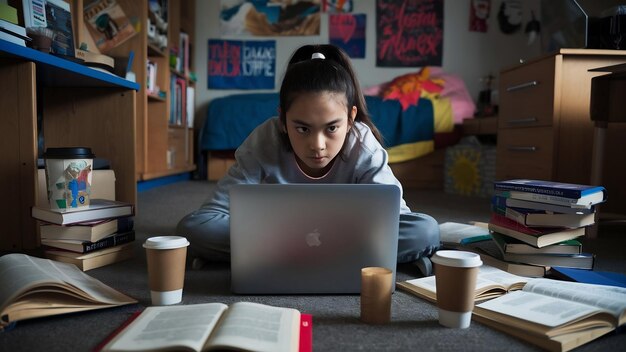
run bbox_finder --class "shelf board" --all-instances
[0,39,139,90]
[147,43,166,57]
[148,93,166,102]
[141,164,196,180]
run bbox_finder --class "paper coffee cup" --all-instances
[143,236,190,305]
[431,250,482,329]
[43,147,95,210]
[360,267,393,324]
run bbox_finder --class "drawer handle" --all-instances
[507,146,537,152]
[506,81,539,92]
[507,117,537,125]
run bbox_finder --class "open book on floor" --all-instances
[473,279,626,352]
[99,302,309,352]
[0,253,137,331]
[398,264,530,303]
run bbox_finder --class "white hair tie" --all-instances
[311,52,325,60]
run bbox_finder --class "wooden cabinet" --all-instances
[0,40,138,251]
[496,49,626,215]
[96,0,196,181]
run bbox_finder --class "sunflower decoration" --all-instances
[446,147,482,196]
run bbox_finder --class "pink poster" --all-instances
[376,0,444,67]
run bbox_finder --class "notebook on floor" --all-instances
[229,184,401,294]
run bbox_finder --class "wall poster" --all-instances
[329,13,366,58]
[220,0,321,36]
[208,40,276,90]
[376,0,444,67]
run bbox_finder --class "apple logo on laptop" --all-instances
[305,229,321,247]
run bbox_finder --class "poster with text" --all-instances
[376,0,444,67]
[220,0,321,36]
[208,40,276,90]
[329,13,366,58]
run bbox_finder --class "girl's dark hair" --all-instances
[278,44,383,147]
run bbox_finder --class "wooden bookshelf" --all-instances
[85,0,196,181]
[0,39,138,251]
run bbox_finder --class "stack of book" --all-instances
[0,17,29,47]
[32,199,135,271]
[488,179,607,272]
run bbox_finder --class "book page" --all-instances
[523,278,626,318]
[404,265,528,296]
[0,254,134,312]
[476,291,605,328]
[207,302,300,352]
[439,222,490,244]
[103,303,228,352]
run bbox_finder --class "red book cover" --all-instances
[490,213,556,235]
[299,313,313,352]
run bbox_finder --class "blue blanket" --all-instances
[200,93,434,151]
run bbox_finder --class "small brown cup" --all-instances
[431,250,482,328]
[143,236,189,305]
[360,267,393,324]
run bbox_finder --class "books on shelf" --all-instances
[488,214,585,248]
[99,302,307,352]
[0,18,28,46]
[44,242,134,271]
[504,207,595,228]
[398,264,529,303]
[32,199,134,225]
[491,233,582,255]
[473,278,626,352]
[439,222,492,247]
[42,230,135,254]
[0,253,136,331]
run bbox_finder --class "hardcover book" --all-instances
[41,230,135,254]
[44,242,134,271]
[500,251,594,270]
[491,233,582,255]
[32,199,134,225]
[494,179,607,200]
[505,207,595,228]
[488,214,585,248]
[398,264,529,303]
[444,240,548,278]
[39,218,119,242]
[492,195,595,215]
[473,279,626,352]
[0,253,136,331]
[99,302,305,352]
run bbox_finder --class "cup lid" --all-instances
[143,236,190,250]
[43,147,95,159]
[431,250,482,268]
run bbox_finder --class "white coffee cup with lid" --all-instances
[143,236,190,305]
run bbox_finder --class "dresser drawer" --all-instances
[499,57,556,129]
[496,127,554,180]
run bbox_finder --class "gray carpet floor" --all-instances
[1,180,625,351]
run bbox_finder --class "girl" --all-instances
[177,44,440,274]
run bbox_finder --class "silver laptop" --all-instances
[229,184,400,294]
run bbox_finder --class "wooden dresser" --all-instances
[496,49,626,215]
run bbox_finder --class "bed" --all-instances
[199,68,476,188]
